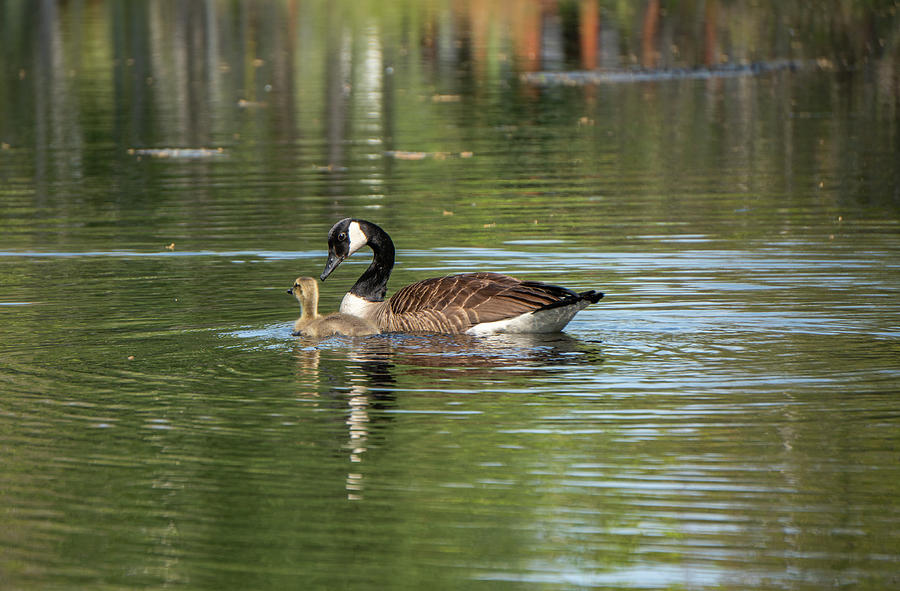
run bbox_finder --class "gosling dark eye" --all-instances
[338,232,347,241]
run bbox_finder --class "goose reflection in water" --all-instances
[293,331,603,379]
[290,332,603,500]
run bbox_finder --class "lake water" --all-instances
[1,1,899,589]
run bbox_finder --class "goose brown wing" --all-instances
[384,272,579,332]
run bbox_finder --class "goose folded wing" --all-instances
[388,272,579,328]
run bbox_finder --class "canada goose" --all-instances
[288,276,380,338]
[319,218,603,334]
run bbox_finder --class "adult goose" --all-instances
[288,276,380,338]
[319,218,603,335]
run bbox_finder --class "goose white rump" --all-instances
[321,218,603,335]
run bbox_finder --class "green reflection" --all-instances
[0,1,898,590]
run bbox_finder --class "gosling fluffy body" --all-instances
[319,218,603,335]
[288,276,380,338]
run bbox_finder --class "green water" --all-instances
[1,1,899,589]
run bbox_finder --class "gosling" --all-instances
[287,276,380,338]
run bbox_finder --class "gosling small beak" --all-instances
[287,287,294,294]
[320,252,345,281]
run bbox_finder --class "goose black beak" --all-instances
[320,252,345,281]
[286,287,294,294]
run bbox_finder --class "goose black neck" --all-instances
[350,221,395,302]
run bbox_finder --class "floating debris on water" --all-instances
[128,147,228,160]
[386,151,427,160]
[385,150,475,160]
[237,99,267,108]
[521,60,820,86]
[312,163,349,172]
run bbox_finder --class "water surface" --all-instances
[1,1,898,589]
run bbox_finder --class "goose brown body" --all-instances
[361,272,598,333]
[320,219,603,335]
[288,276,380,338]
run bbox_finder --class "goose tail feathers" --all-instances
[536,289,604,312]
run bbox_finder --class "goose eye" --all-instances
[338,232,347,241]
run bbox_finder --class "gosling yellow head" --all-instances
[287,275,379,338]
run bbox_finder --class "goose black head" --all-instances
[321,218,369,281]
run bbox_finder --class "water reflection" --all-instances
[293,331,603,377]
[289,331,604,500]
[5,0,896,206]
[1,1,899,589]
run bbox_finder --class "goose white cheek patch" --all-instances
[347,221,368,255]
